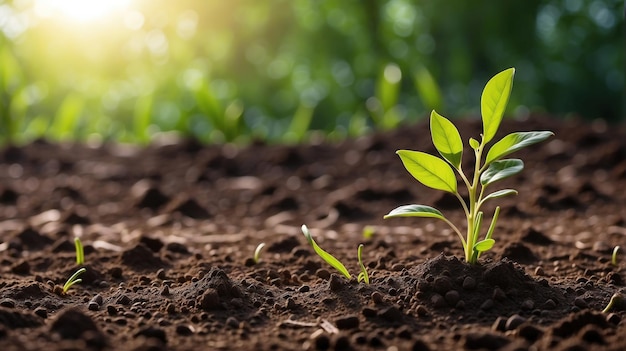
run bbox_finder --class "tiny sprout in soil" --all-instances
[62,267,86,295]
[253,242,265,264]
[612,246,620,266]
[384,68,553,264]
[602,293,624,313]
[75,237,84,266]
[301,225,369,284]
[357,244,369,284]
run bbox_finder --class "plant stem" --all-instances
[466,142,485,263]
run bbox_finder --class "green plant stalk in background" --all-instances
[75,237,84,266]
[384,68,553,264]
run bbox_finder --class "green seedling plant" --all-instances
[301,225,369,284]
[357,244,369,284]
[602,292,624,313]
[384,68,553,264]
[62,267,86,295]
[75,237,84,266]
[612,246,620,266]
[253,242,266,264]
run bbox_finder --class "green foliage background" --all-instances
[0,0,622,144]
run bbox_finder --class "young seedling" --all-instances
[384,68,553,264]
[602,292,624,313]
[612,246,620,266]
[62,267,86,295]
[75,237,84,266]
[301,225,369,284]
[253,242,266,264]
[357,244,369,284]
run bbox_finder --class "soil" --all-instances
[0,115,625,351]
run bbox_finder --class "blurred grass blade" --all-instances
[51,94,84,141]
[224,100,244,141]
[285,102,314,143]
[372,63,402,130]
[414,65,442,112]
[134,95,153,145]
[194,81,224,139]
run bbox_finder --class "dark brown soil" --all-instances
[0,116,625,351]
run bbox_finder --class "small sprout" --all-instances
[602,293,624,313]
[254,242,266,264]
[75,237,84,266]
[357,244,369,284]
[384,68,553,264]
[62,267,86,295]
[301,225,371,284]
[612,246,620,266]
[301,225,351,280]
[362,226,375,240]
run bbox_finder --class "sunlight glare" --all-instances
[33,0,131,22]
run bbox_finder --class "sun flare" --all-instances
[33,0,131,22]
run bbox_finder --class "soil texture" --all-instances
[0,116,625,350]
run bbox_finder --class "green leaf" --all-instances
[430,110,463,169]
[480,159,523,186]
[469,138,480,150]
[481,189,518,203]
[397,150,457,193]
[485,131,554,164]
[473,239,495,253]
[384,204,445,220]
[301,225,351,280]
[481,68,515,143]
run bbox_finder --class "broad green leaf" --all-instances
[384,204,445,220]
[430,110,463,169]
[481,189,518,203]
[301,225,351,280]
[485,131,554,164]
[397,150,457,193]
[473,239,495,253]
[481,68,515,143]
[469,138,480,150]
[480,159,523,186]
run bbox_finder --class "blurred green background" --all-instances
[0,0,622,145]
